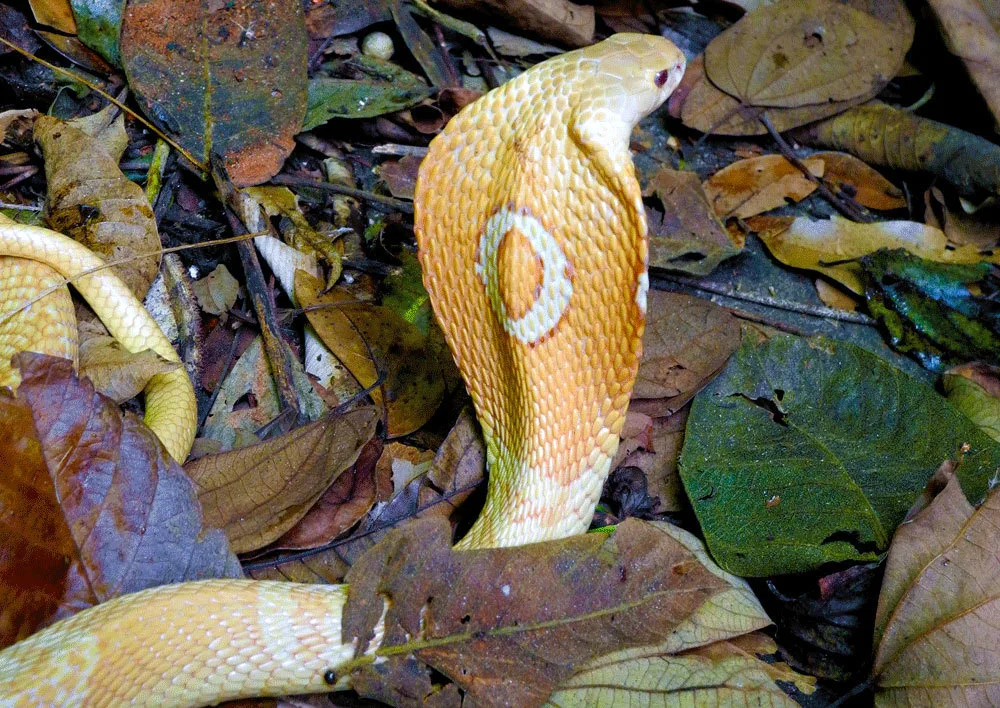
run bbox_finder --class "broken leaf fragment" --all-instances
[942,362,1000,443]
[679,332,1000,576]
[703,154,823,219]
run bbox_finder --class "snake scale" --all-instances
[0,33,684,706]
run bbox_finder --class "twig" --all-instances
[760,114,875,223]
[653,273,875,325]
[271,174,414,214]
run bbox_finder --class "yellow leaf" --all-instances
[751,214,999,293]
[78,335,179,404]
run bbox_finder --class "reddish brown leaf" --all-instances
[270,437,385,550]
[342,517,768,707]
[1,354,239,645]
[186,406,378,554]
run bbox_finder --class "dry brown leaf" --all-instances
[673,54,863,136]
[634,291,741,411]
[296,270,444,437]
[813,151,906,210]
[926,0,1000,130]
[342,517,771,706]
[191,263,240,316]
[703,155,824,219]
[35,107,161,298]
[751,214,1000,293]
[616,408,689,514]
[271,437,385,550]
[78,335,180,404]
[643,167,742,274]
[27,0,75,34]
[186,406,378,554]
[873,468,1000,703]
[814,278,860,311]
[548,631,811,706]
[924,186,1000,249]
[375,154,421,200]
[704,0,908,109]
[376,441,435,496]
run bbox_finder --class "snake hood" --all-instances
[416,34,686,548]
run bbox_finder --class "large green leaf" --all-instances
[679,332,1000,577]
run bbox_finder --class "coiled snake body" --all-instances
[0,33,684,706]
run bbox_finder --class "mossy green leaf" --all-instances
[679,332,1000,577]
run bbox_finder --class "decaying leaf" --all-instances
[296,270,444,437]
[704,0,909,109]
[120,0,308,185]
[873,469,1000,704]
[926,0,1000,131]
[643,167,742,275]
[672,54,863,136]
[679,332,1000,576]
[341,517,772,706]
[942,362,1000,442]
[271,437,386,550]
[703,154,824,219]
[186,406,378,554]
[751,214,1000,294]
[0,354,240,645]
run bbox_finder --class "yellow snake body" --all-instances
[0,34,684,705]
[0,222,196,462]
[416,33,685,547]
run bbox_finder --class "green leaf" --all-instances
[303,56,431,130]
[71,0,124,66]
[679,332,1000,577]
[860,249,1000,371]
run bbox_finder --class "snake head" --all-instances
[580,33,687,129]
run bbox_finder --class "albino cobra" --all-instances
[0,33,685,706]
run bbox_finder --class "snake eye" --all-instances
[654,69,672,88]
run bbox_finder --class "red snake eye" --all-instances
[654,69,671,88]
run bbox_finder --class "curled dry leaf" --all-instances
[750,214,1000,294]
[548,632,811,706]
[78,335,180,404]
[341,517,772,707]
[926,0,1000,130]
[643,167,742,275]
[0,354,240,646]
[873,469,1000,704]
[703,154,824,219]
[295,270,444,437]
[704,0,909,109]
[942,362,1000,443]
[186,406,378,554]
